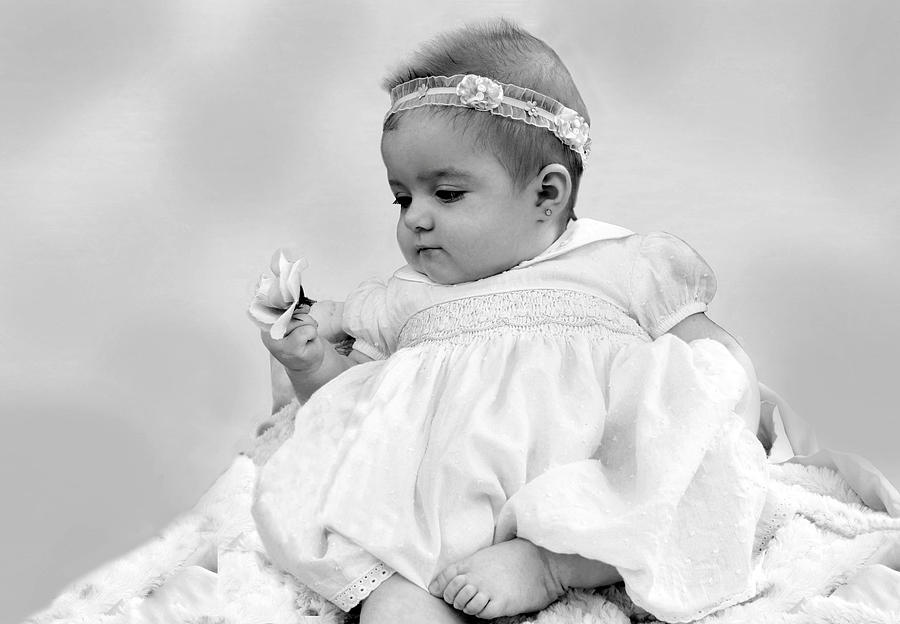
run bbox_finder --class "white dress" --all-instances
[252,219,768,621]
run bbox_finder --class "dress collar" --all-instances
[394,218,634,285]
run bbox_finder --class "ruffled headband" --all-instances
[385,74,591,162]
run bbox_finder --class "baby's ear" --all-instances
[533,164,572,215]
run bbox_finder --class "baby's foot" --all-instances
[428,538,566,619]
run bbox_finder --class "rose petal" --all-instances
[254,274,286,307]
[255,273,274,298]
[285,257,309,302]
[277,255,294,302]
[256,274,290,308]
[270,248,289,276]
[269,301,299,340]
[247,300,284,325]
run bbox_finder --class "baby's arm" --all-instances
[665,312,761,434]
[261,301,373,402]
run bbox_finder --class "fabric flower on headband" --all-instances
[554,107,591,156]
[456,74,504,111]
[248,249,314,339]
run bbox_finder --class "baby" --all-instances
[253,20,765,623]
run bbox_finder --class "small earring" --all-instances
[544,208,553,216]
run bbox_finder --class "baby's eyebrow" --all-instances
[417,168,474,183]
[387,168,475,188]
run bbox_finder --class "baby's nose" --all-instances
[402,200,434,230]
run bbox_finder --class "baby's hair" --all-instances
[382,19,589,218]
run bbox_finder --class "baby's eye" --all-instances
[392,196,411,209]
[435,189,465,203]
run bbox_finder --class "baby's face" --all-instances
[382,113,551,285]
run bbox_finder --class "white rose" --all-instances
[247,249,311,339]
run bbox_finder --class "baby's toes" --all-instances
[463,591,490,616]
[428,565,459,596]
[452,583,478,611]
[476,597,509,620]
[442,574,469,604]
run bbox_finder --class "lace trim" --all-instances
[331,562,395,611]
[398,289,648,349]
[387,74,591,161]
[754,492,794,556]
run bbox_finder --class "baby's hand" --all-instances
[259,306,326,374]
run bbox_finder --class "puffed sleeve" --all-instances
[628,232,717,338]
[341,278,400,360]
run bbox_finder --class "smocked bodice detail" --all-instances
[397,289,650,349]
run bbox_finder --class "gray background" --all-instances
[2,1,898,621]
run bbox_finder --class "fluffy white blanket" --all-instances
[27,403,900,624]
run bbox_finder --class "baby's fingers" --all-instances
[283,314,318,336]
[291,303,312,318]
[284,324,317,345]
[260,320,316,351]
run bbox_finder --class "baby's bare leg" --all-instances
[361,573,468,624]
[429,538,621,619]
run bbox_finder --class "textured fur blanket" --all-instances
[27,402,900,624]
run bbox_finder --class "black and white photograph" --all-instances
[3,1,899,622]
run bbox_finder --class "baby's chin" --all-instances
[408,251,518,285]
[407,255,458,285]
[417,267,459,285]
[412,264,467,285]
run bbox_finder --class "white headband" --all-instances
[386,74,591,162]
